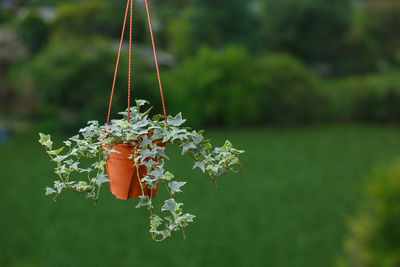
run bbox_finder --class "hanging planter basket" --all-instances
[104,136,165,200]
[39,0,244,242]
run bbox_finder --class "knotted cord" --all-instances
[144,0,168,124]
[106,0,168,125]
[106,0,130,125]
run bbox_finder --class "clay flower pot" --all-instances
[104,140,165,200]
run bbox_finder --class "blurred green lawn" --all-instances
[1,125,400,267]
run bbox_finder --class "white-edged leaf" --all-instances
[168,181,186,194]
[193,161,205,173]
[162,198,183,213]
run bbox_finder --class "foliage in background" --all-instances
[186,0,257,51]
[262,0,352,63]
[166,47,325,126]
[165,46,259,127]
[254,53,326,124]
[325,71,400,123]
[11,38,129,128]
[340,159,400,267]
[4,0,400,129]
[362,0,400,63]
[16,10,48,53]
[53,1,125,40]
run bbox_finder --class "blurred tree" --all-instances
[262,0,352,64]
[254,53,326,124]
[12,38,121,126]
[0,7,15,23]
[186,0,258,51]
[52,0,141,40]
[362,0,400,63]
[165,46,259,127]
[334,6,379,75]
[0,27,26,117]
[16,10,49,53]
[165,46,329,126]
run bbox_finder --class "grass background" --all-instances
[1,125,400,267]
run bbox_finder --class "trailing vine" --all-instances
[39,99,244,241]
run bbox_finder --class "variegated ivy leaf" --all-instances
[63,140,72,147]
[70,162,79,170]
[78,181,90,191]
[155,146,168,160]
[96,173,111,186]
[141,149,157,160]
[39,133,53,150]
[39,99,244,242]
[206,164,219,173]
[142,159,158,171]
[54,181,66,193]
[148,167,164,179]
[140,135,153,147]
[93,160,106,171]
[181,143,196,155]
[150,214,163,233]
[45,187,56,196]
[168,181,186,194]
[167,113,186,127]
[193,161,206,173]
[162,198,183,213]
[85,189,96,199]
[142,175,159,187]
[79,167,92,173]
[135,99,149,107]
[136,196,153,209]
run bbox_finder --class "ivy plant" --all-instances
[39,99,244,241]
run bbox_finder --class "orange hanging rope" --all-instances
[144,0,168,124]
[107,0,130,125]
[127,0,133,122]
[107,0,168,125]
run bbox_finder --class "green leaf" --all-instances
[47,147,64,156]
[39,133,53,150]
[78,181,90,191]
[150,215,163,233]
[164,171,175,181]
[135,99,149,107]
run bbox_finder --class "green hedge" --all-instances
[340,159,400,266]
[165,47,326,127]
[325,71,400,123]
[11,38,158,129]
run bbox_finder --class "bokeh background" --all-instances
[1,0,400,266]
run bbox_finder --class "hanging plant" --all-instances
[39,100,243,241]
[38,0,244,241]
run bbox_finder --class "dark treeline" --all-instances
[2,0,400,129]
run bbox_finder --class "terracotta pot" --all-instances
[104,141,165,200]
